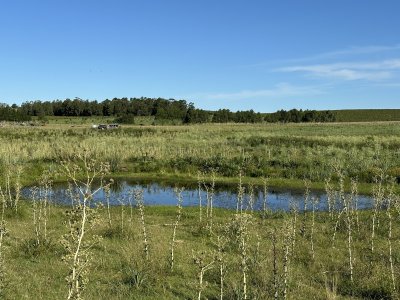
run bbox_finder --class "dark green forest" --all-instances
[0,103,31,122]
[1,98,336,123]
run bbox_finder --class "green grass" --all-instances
[334,109,400,122]
[1,121,400,299]
[1,197,399,299]
[1,122,400,194]
[35,115,117,125]
[38,115,180,126]
[31,108,400,124]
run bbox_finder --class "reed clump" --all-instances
[59,150,111,300]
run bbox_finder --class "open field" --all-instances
[34,116,158,126]
[333,110,400,123]
[0,121,400,299]
[2,1,400,299]
[1,183,400,299]
[31,109,400,125]
[1,121,400,193]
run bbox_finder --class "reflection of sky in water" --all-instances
[22,181,374,212]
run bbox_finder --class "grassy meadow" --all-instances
[333,109,400,123]
[1,120,400,192]
[1,194,399,300]
[0,120,400,299]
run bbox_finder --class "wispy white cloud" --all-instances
[188,46,400,105]
[245,44,400,69]
[277,59,400,81]
[320,45,400,57]
[198,83,324,101]
[373,82,400,88]
[278,45,400,64]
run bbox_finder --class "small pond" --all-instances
[22,179,375,212]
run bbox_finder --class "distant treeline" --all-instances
[0,98,335,123]
[265,109,336,123]
[0,103,31,122]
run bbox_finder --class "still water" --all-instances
[22,179,375,212]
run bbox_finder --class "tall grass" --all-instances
[0,124,399,298]
[0,171,398,299]
[1,122,400,189]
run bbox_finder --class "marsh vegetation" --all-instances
[1,122,400,191]
[0,122,399,299]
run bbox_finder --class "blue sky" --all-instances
[1,0,400,112]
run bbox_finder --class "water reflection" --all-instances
[22,180,375,212]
